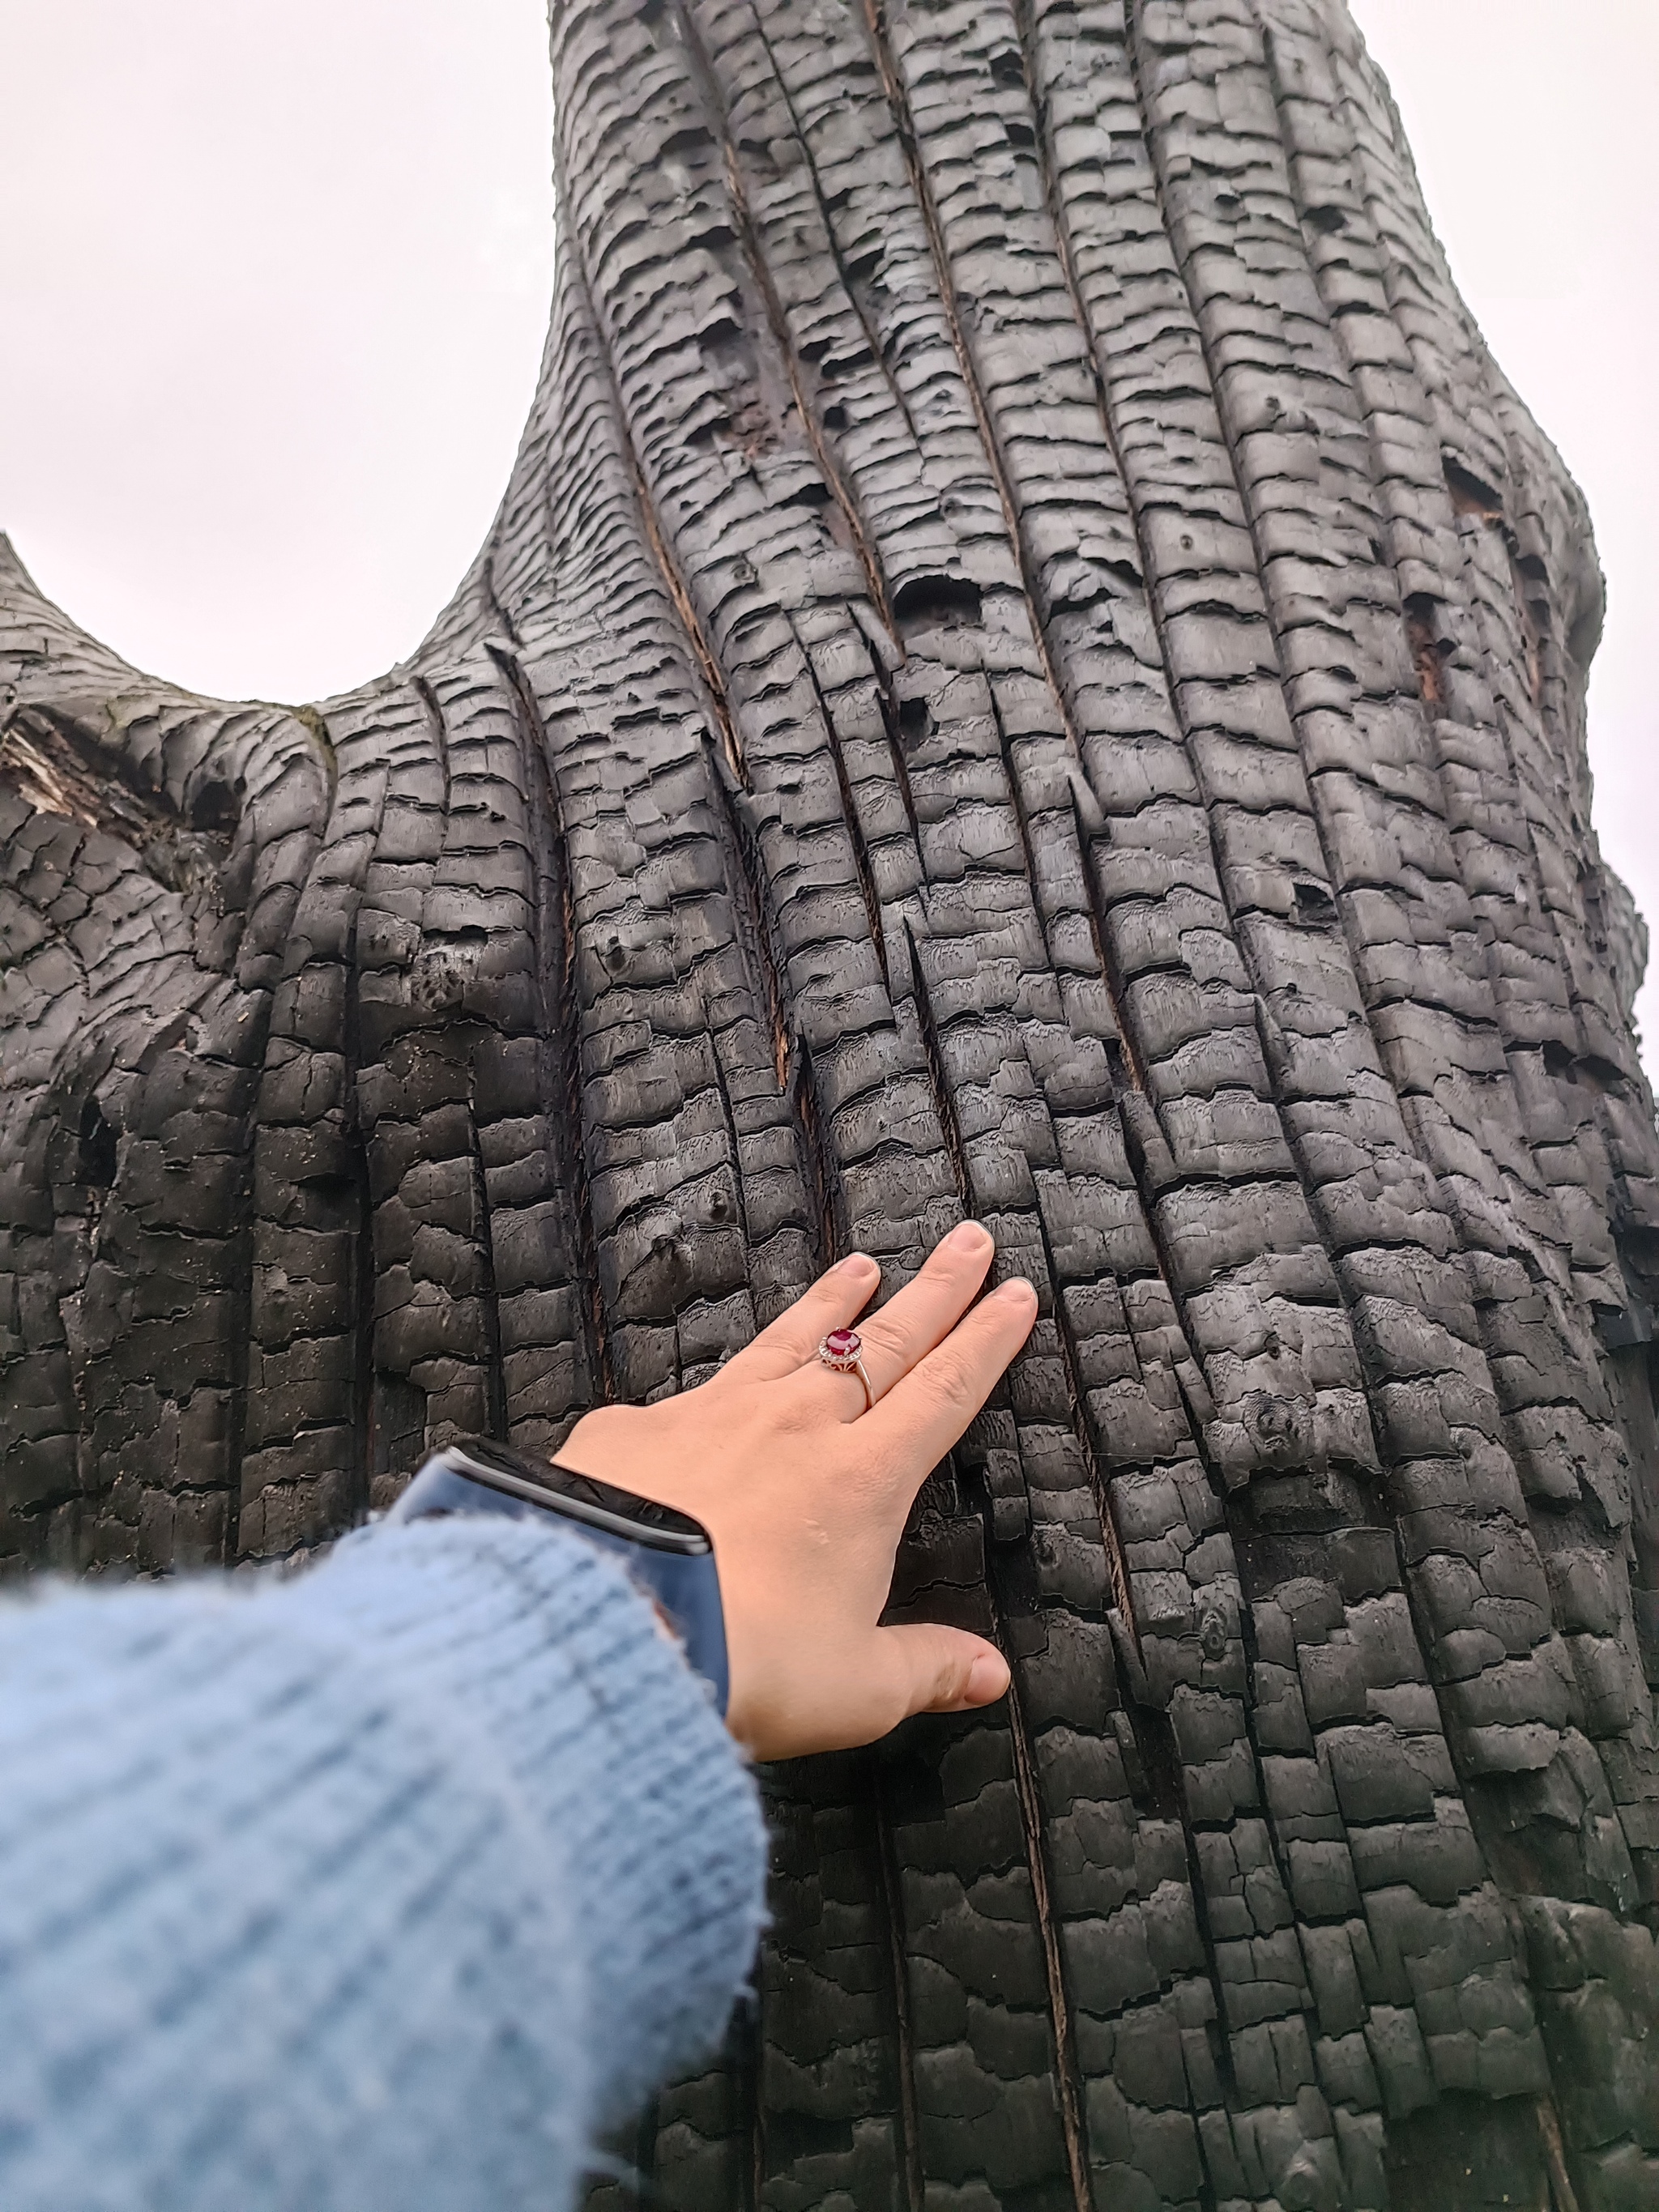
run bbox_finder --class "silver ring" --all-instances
[817,1328,875,1413]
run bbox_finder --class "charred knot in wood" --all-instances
[1240,1388,1316,1468]
[1195,1603,1229,1661]
[621,1228,696,1323]
[410,930,487,1013]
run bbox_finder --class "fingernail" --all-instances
[966,1651,1010,1705]
[944,1219,992,1254]
[994,1276,1038,1307]
[835,1251,877,1276]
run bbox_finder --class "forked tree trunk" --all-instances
[3,0,1658,2204]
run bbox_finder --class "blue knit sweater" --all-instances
[0,1515,768,2210]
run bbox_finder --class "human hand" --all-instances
[556,1221,1037,1762]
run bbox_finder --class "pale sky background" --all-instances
[1,2,1655,1052]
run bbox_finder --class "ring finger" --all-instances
[795,1218,997,1421]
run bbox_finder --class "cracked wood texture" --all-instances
[4,0,1659,2204]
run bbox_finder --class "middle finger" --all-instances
[792,1219,996,1420]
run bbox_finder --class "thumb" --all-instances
[879,1623,1011,1721]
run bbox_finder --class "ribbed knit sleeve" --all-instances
[0,1515,767,2212]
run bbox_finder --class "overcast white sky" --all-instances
[2,2,1656,1051]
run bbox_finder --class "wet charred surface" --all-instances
[5,0,1659,2202]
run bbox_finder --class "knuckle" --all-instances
[858,1317,904,1368]
[919,1350,975,1410]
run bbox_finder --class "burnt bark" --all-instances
[4,0,1659,2204]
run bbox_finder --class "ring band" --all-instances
[817,1328,876,1413]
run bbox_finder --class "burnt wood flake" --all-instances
[3,0,1659,2203]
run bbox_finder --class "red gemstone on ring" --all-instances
[824,1329,860,1359]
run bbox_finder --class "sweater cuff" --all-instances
[278,1512,767,2120]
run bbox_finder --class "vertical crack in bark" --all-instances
[553,219,745,782]
[676,0,897,637]
[794,634,895,999]
[629,431,747,782]
[791,1034,842,1268]
[987,684,1050,965]
[1002,1670,1094,2212]
[411,674,451,818]
[1031,1188,1137,1632]
[488,642,612,1405]
[466,1108,509,1441]
[1067,793,1146,1097]
[705,1027,754,1251]
[902,918,973,1217]
[742,1,930,454]
[871,1760,926,2212]
[876,669,927,859]
[703,728,794,1093]
[860,0,1089,771]
[481,552,522,653]
[1537,2091,1583,2212]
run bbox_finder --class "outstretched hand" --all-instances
[557,1221,1036,1762]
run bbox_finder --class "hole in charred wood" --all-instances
[896,693,932,743]
[1404,592,1452,707]
[1542,1038,1577,1081]
[1576,1051,1627,1094]
[696,310,744,352]
[1123,1701,1183,1823]
[1304,202,1347,233]
[659,124,714,161]
[1443,455,1505,520]
[989,43,1026,87]
[821,401,848,431]
[78,1097,117,1188]
[189,776,241,833]
[891,572,982,636]
[1291,877,1338,927]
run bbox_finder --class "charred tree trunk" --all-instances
[4,0,1659,2204]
